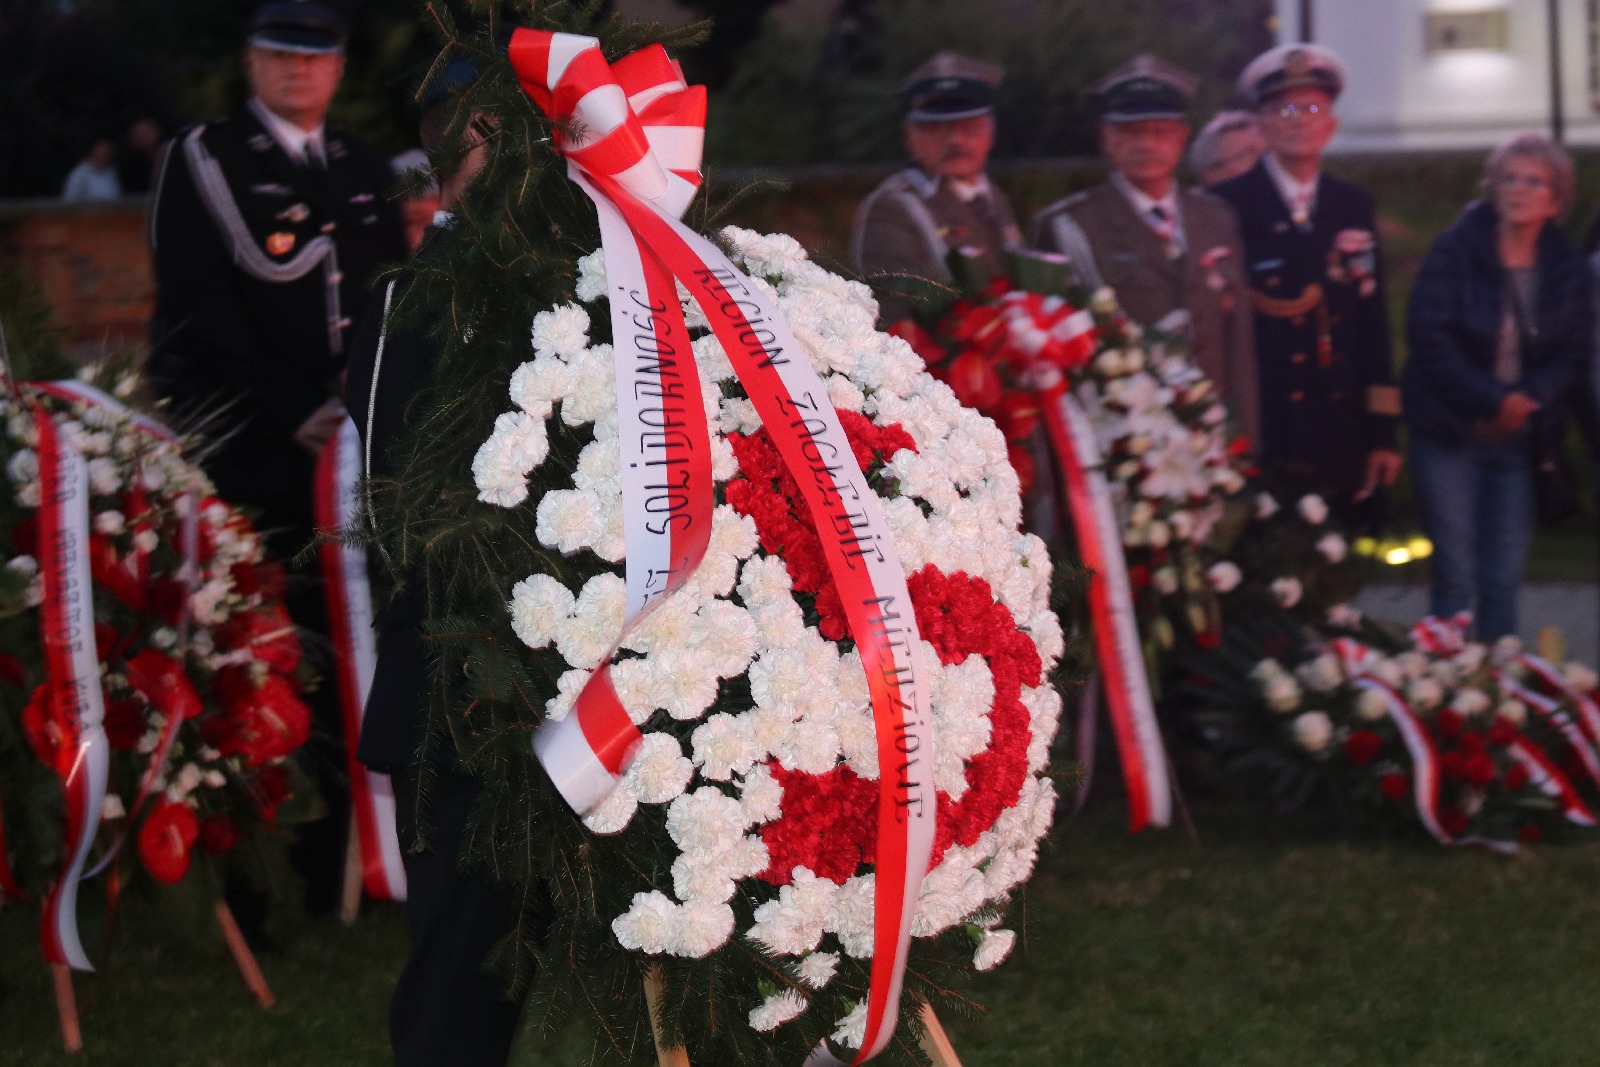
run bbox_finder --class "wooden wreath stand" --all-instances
[643,968,963,1067]
[45,900,274,1053]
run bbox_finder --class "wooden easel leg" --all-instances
[643,966,690,1067]
[52,963,82,1053]
[917,1002,963,1067]
[339,809,363,924]
[215,902,276,1008]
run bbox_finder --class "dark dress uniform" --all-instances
[344,262,528,1067]
[146,104,407,912]
[1211,159,1398,494]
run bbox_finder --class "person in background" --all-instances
[1403,133,1592,640]
[146,0,407,917]
[1031,54,1258,446]
[345,58,529,1067]
[390,147,441,254]
[1212,44,1401,503]
[116,118,164,195]
[61,138,122,201]
[851,51,1020,325]
[1190,110,1265,187]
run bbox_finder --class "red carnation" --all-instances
[1503,762,1531,792]
[1434,708,1464,741]
[137,801,199,884]
[994,392,1041,443]
[215,604,301,675]
[1344,730,1383,767]
[1440,750,1467,780]
[1378,771,1408,801]
[11,514,37,555]
[1462,752,1498,787]
[229,561,260,597]
[198,813,244,855]
[1487,718,1519,746]
[88,534,145,611]
[147,578,189,626]
[1517,822,1542,843]
[1439,807,1469,836]
[1192,628,1221,650]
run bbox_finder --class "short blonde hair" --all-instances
[1484,131,1575,214]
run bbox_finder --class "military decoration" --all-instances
[1329,228,1377,298]
[266,232,296,256]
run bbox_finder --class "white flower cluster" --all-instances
[473,229,1064,1041]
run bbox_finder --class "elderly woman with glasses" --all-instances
[1402,132,1593,639]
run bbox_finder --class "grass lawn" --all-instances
[7,803,1600,1066]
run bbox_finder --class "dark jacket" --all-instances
[146,107,407,506]
[1211,160,1398,494]
[1403,199,1593,445]
[344,273,434,770]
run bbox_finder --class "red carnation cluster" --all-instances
[758,566,1042,885]
[726,410,916,641]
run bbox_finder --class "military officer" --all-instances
[851,52,1021,324]
[146,0,408,913]
[1031,55,1259,446]
[1211,44,1401,500]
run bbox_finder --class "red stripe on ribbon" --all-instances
[314,419,405,901]
[1351,677,1451,843]
[1509,736,1597,825]
[1039,382,1168,832]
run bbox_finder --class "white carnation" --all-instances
[508,573,575,650]
[1207,561,1242,593]
[748,989,807,1032]
[1271,576,1303,608]
[624,732,695,804]
[830,1001,869,1050]
[1297,494,1329,525]
[973,927,1017,971]
[613,891,678,954]
[530,303,591,359]
[535,488,606,554]
[1316,532,1348,563]
[795,951,838,989]
[574,249,607,302]
[1292,711,1333,753]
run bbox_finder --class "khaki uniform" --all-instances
[851,167,1022,323]
[1031,182,1260,446]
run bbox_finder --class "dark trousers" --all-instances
[390,765,525,1067]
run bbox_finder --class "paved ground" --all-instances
[1358,583,1600,666]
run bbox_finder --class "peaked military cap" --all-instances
[1093,54,1197,123]
[1237,43,1347,107]
[248,0,347,55]
[902,52,1004,122]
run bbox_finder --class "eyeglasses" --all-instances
[1496,173,1550,190]
[1267,102,1325,121]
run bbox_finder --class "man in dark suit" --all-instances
[1032,55,1259,446]
[851,51,1022,325]
[344,63,528,1067]
[1211,44,1401,500]
[146,0,408,912]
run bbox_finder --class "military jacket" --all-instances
[851,167,1022,323]
[1031,181,1260,448]
[1211,160,1398,494]
[147,107,407,504]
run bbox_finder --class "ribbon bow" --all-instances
[508,30,935,1064]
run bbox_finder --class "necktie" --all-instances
[1149,204,1180,258]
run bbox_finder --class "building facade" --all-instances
[1278,0,1600,151]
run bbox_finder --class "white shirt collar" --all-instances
[248,98,325,165]
[1263,152,1319,217]
[903,167,991,203]
[1109,171,1178,224]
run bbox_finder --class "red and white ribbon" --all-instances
[509,30,934,1062]
[1495,668,1600,792]
[1410,613,1472,656]
[1507,736,1597,825]
[1347,676,1450,844]
[1039,382,1169,832]
[1517,653,1600,750]
[315,418,405,901]
[33,406,110,971]
[32,381,204,882]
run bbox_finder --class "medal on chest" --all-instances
[266,232,296,256]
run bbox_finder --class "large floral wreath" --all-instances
[467,228,1061,1047]
[0,365,311,937]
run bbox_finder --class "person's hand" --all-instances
[1491,392,1540,435]
[1356,448,1402,501]
[293,397,347,455]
